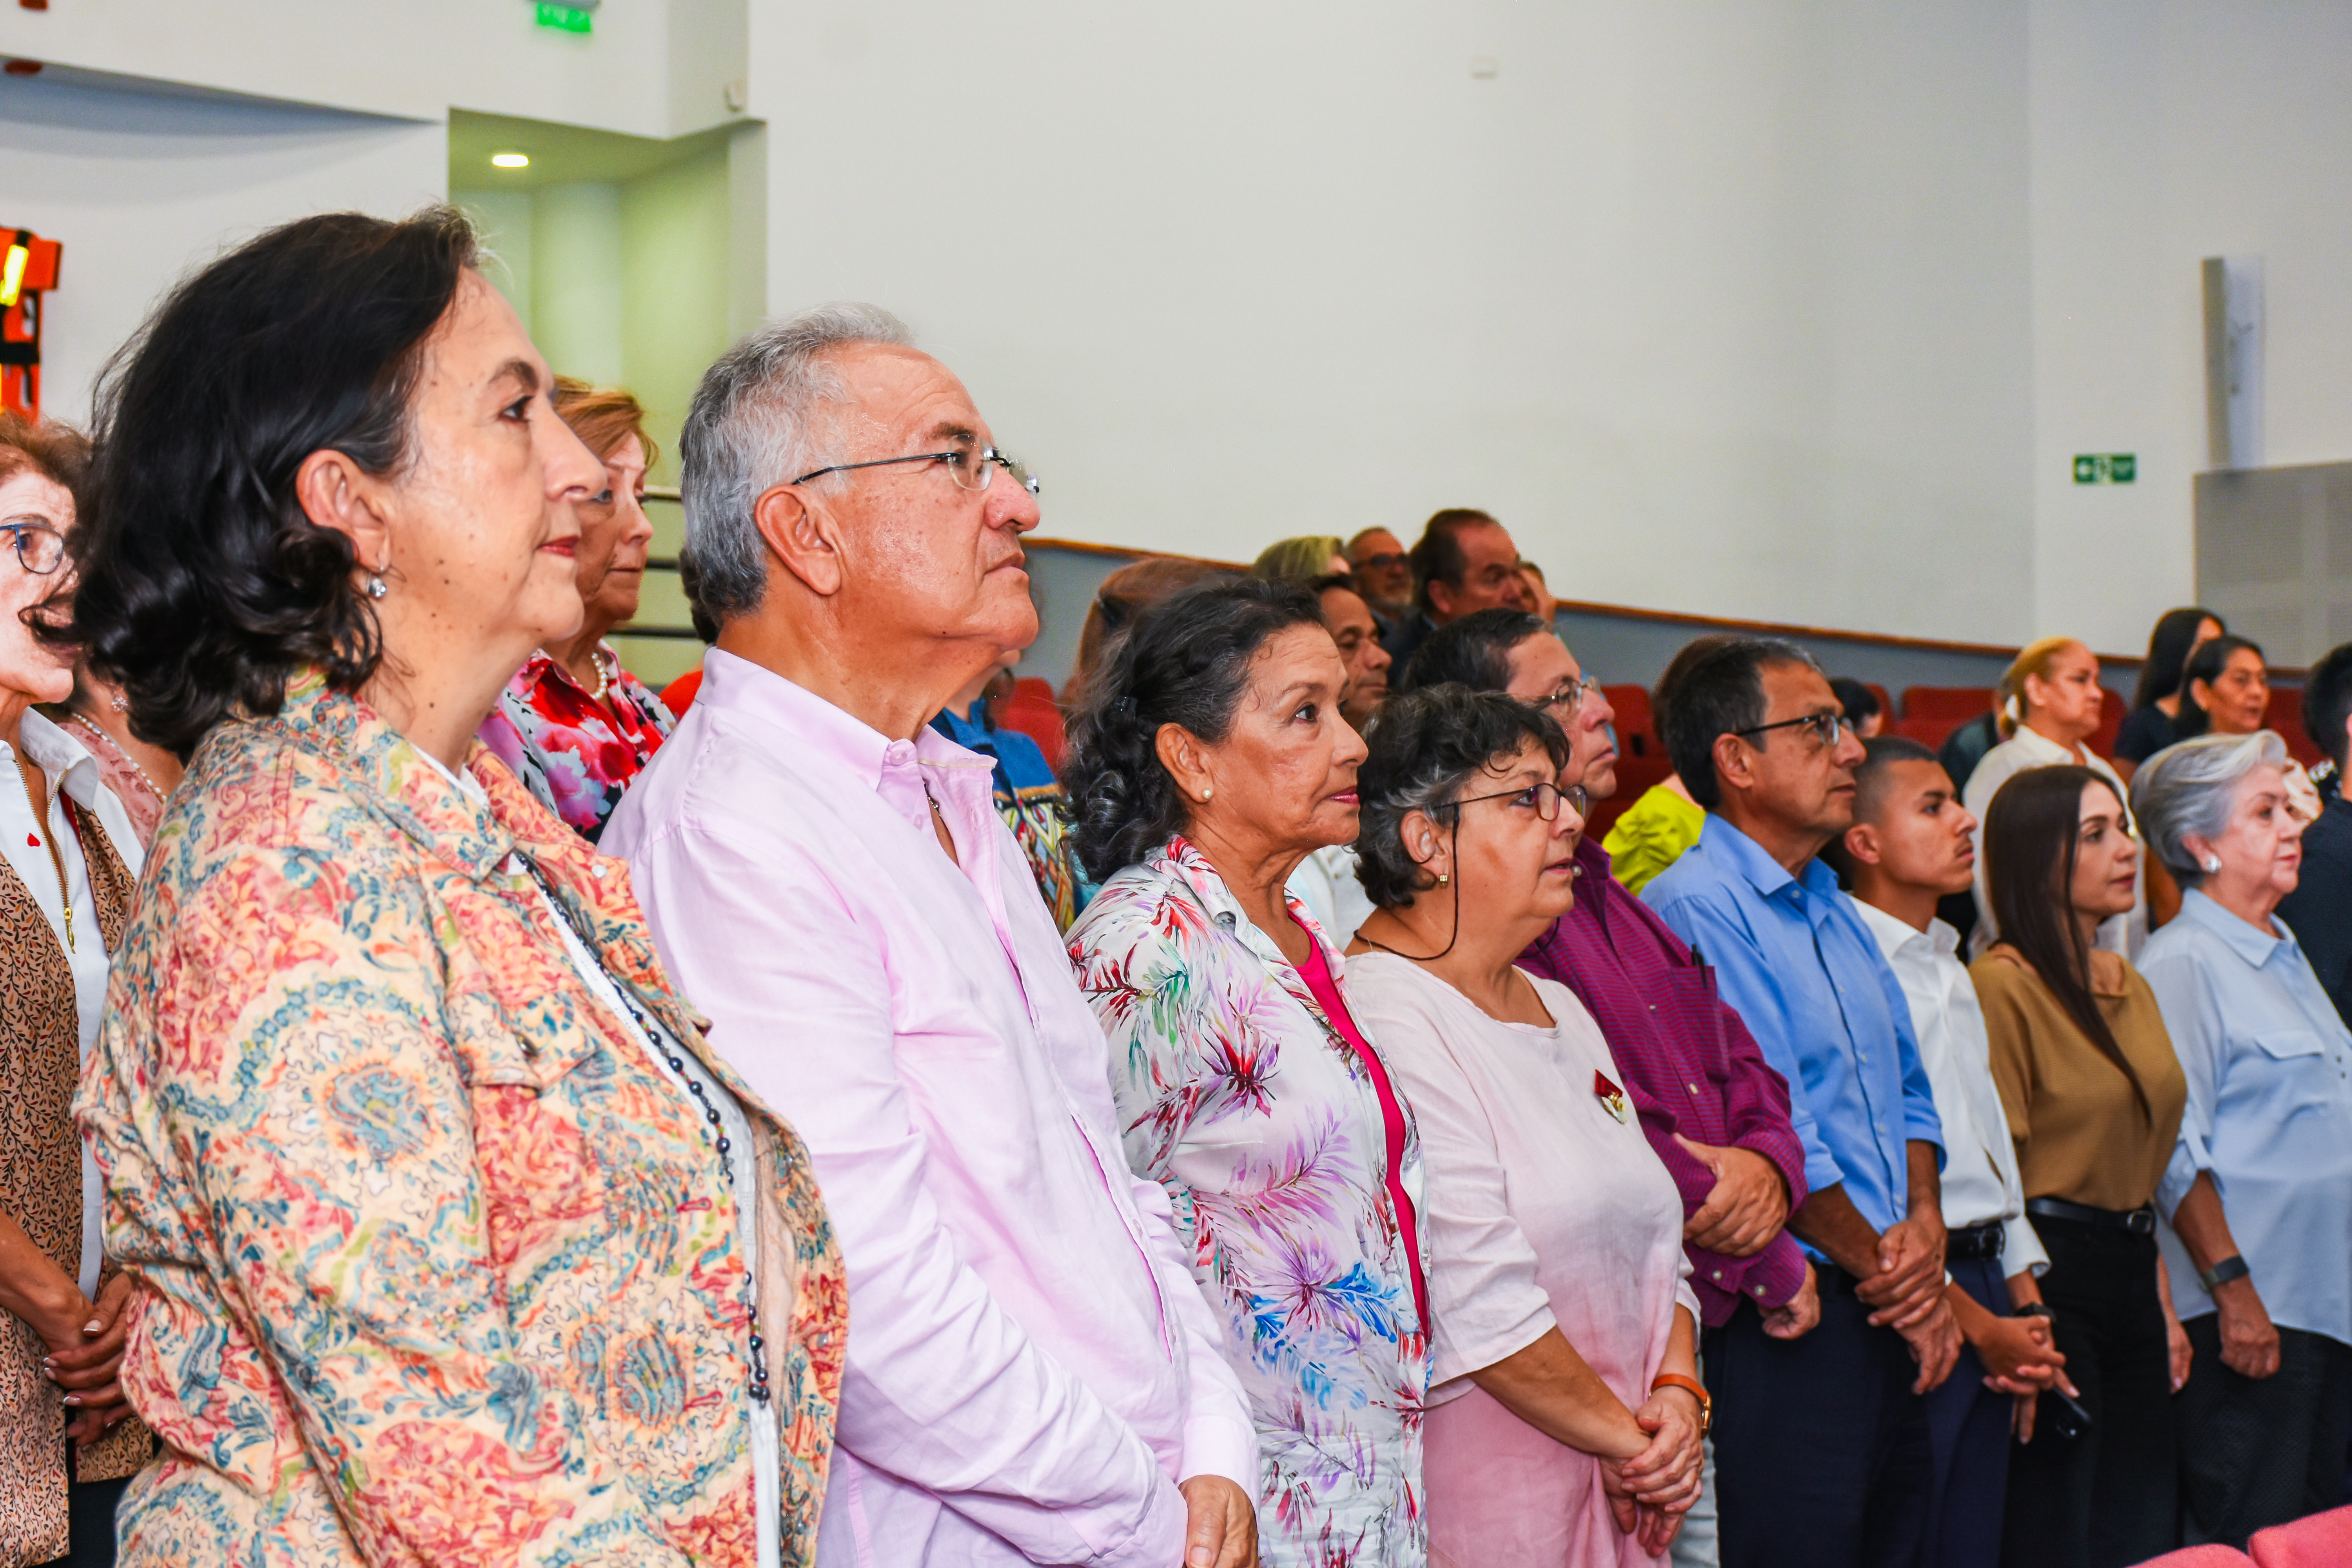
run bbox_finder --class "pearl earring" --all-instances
[366,574,388,600]
[1201,787,1212,802]
[2202,853,2222,874]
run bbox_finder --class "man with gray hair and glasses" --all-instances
[605,305,1259,1568]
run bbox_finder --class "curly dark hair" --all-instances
[1063,576,1328,882]
[49,207,478,758]
[1354,684,1569,909]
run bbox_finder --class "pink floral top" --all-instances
[480,646,675,843]
[1068,835,1430,1568]
[78,670,844,1565]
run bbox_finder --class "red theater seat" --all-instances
[1602,685,1658,759]
[661,669,704,717]
[2133,1548,2252,1566]
[1902,686,1996,725]
[998,677,1069,769]
[1889,715,1966,752]
[2265,687,2325,766]
[1587,753,1675,845]
[2249,1503,2352,1566]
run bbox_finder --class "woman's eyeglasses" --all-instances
[1,518,65,575]
[1450,779,1589,823]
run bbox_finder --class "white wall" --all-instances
[0,73,445,426]
[0,0,744,140]
[754,0,2038,647]
[2028,0,2352,657]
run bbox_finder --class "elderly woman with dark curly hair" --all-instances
[55,209,843,1565]
[1063,576,1430,1568]
[1342,686,1705,1567]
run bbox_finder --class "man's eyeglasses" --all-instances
[793,445,1040,497]
[1734,710,1851,750]
[1450,779,1590,823]
[1354,551,1408,571]
[1,518,65,576]
[1538,676,1604,718]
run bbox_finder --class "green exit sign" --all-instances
[536,2,593,32]
[2074,453,2136,484]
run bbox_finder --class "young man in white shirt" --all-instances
[1830,736,2076,1568]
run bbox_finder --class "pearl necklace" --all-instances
[72,713,167,805]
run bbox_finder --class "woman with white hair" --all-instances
[2133,731,2352,1549]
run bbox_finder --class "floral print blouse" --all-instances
[1069,836,1429,1568]
[480,646,675,843]
[77,671,844,1566]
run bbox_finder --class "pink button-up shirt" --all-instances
[604,649,1255,1568]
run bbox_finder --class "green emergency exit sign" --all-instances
[2074,454,2136,484]
[536,3,593,32]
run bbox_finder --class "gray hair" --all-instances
[2129,729,2291,887]
[677,302,916,621]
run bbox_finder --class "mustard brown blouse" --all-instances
[1974,945,2187,1212]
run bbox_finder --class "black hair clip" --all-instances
[1112,695,1137,717]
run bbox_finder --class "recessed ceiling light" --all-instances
[491,152,530,169]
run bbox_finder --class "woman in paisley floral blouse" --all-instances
[54,209,842,1566]
[1064,577,1430,1568]
[479,378,677,842]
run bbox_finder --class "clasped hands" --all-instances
[1599,1383,1705,1559]
[1854,1214,1962,1394]
[38,1271,138,1446]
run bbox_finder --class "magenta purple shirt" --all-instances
[1517,835,1811,1323]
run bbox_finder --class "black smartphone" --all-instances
[2044,1388,2092,1441]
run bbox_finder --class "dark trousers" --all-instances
[42,1444,125,1568]
[1999,1218,2175,1568]
[2177,1316,2352,1548]
[1924,1254,2014,1568]
[1705,1281,1935,1568]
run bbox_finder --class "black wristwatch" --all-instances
[2014,1303,2055,1321]
[2198,1255,2251,1292]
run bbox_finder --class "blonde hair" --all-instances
[551,376,659,470]
[1250,534,1347,583]
[1997,636,2088,738]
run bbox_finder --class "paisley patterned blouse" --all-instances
[479,646,675,843]
[1069,836,1430,1568]
[76,671,844,1566]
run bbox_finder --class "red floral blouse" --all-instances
[479,646,675,843]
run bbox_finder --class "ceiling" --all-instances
[448,106,737,190]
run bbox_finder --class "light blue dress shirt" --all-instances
[2146,888,2352,1345]
[1646,814,1944,1257]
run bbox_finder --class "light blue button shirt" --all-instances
[2147,889,2352,1344]
[1646,814,1944,1255]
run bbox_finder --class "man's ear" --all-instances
[293,448,391,578]
[1842,820,1884,869]
[1711,732,1755,799]
[1425,578,1457,621]
[751,483,844,597]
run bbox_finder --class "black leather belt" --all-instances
[2026,1197,2156,1236]
[1947,1221,2005,1263]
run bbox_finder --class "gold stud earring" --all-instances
[1436,871,1450,886]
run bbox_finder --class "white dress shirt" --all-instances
[2,710,143,1298]
[1855,901,2047,1276]
[1964,726,2146,961]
